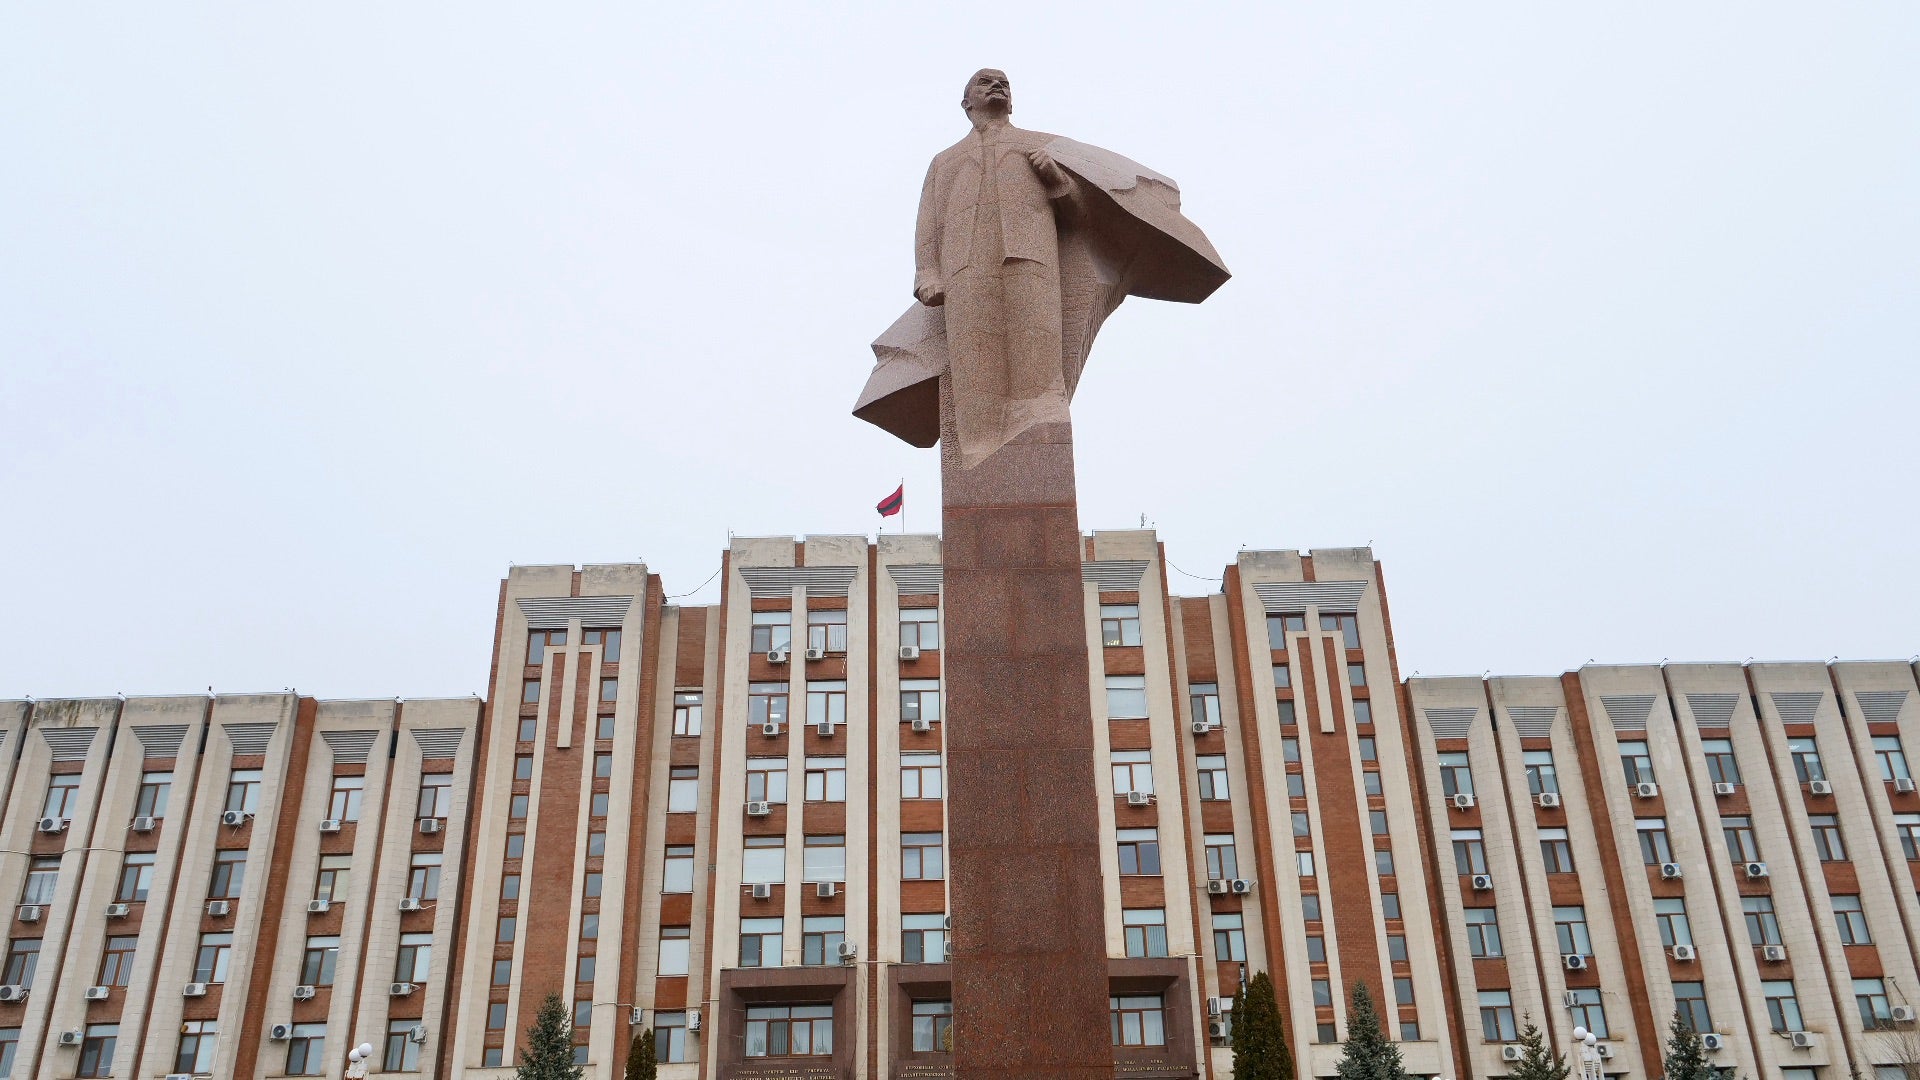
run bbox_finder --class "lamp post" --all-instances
[346,1041,376,1079]
[1571,1027,1601,1080]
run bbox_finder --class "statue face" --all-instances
[962,69,1011,115]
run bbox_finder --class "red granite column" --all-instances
[941,377,1112,1080]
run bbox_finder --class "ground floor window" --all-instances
[745,1004,832,1057]
[1110,995,1165,1047]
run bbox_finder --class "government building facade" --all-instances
[1,531,1915,1080]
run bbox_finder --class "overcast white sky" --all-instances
[3,5,1915,700]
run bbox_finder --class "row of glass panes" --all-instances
[749,610,942,654]
[1440,735,1914,801]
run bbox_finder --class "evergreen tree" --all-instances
[1663,1009,1714,1080]
[1231,972,1295,1080]
[516,993,583,1080]
[625,1028,657,1080]
[1334,981,1409,1080]
[1508,1014,1571,1080]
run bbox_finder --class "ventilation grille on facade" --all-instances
[1506,706,1559,738]
[1857,691,1909,723]
[1600,695,1656,731]
[133,724,189,758]
[1251,580,1368,614]
[321,730,380,764]
[42,727,98,762]
[1685,693,1739,727]
[0,731,9,756]
[1423,707,1478,739]
[516,596,635,630]
[412,728,465,760]
[1769,692,1823,724]
[1083,560,1150,591]
[223,722,278,756]
[737,567,859,599]
[887,564,943,596]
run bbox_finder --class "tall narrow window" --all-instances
[1723,816,1761,863]
[1655,898,1694,948]
[1618,741,1654,787]
[1701,739,1740,786]
[1809,815,1847,862]
[667,766,699,812]
[804,758,847,802]
[328,775,364,822]
[739,918,783,968]
[193,933,234,983]
[749,612,792,653]
[748,683,789,727]
[394,933,433,983]
[1197,756,1229,801]
[901,679,942,725]
[1110,750,1153,795]
[42,775,82,819]
[1875,736,1911,782]
[807,609,849,654]
[408,853,443,900]
[116,853,156,902]
[1212,913,1246,961]
[1190,683,1221,729]
[582,626,622,659]
[900,608,941,651]
[301,936,339,986]
[1266,613,1305,650]
[742,837,785,884]
[746,758,788,804]
[801,917,846,967]
[1116,829,1161,876]
[135,771,173,818]
[1437,753,1473,797]
[526,628,566,664]
[1673,982,1711,1033]
[1106,676,1148,719]
[672,691,704,736]
[209,851,247,899]
[417,775,453,821]
[1743,896,1782,946]
[98,935,139,987]
[662,846,695,893]
[1451,830,1487,876]
[1320,613,1361,649]
[1204,834,1238,881]
[1110,995,1166,1047]
[1834,895,1871,944]
[903,914,947,963]
[224,769,263,815]
[1122,909,1168,957]
[901,753,943,799]
[902,833,944,880]
[1553,906,1591,956]
[806,681,847,728]
[1464,909,1501,957]
[1100,605,1142,647]
[1788,738,1825,783]
[314,854,352,903]
[77,1024,117,1078]
[1637,819,1673,865]
[658,926,691,976]
[1524,750,1559,795]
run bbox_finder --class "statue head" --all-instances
[961,69,1012,118]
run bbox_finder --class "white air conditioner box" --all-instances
[83,986,110,1001]
[837,941,858,962]
[16,906,42,923]
[1762,944,1788,962]
[1208,1020,1230,1040]
[1231,879,1253,894]
[1595,1044,1615,1059]
[409,1025,428,1043]
[36,817,67,834]
[269,1024,293,1041]
[1501,1046,1524,1062]
[307,900,331,914]
[1451,793,1475,810]
[1562,953,1588,970]
[1471,874,1495,891]
[106,903,130,918]
[418,818,443,835]
[1191,721,1213,734]
[1634,782,1660,798]
[130,816,158,832]
[1700,1033,1725,1051]
[1893,1005,1919,1023]
[1536,791,1562,808]
[293,985,316,1000]
[746,801,772,817]
[816,721,834,737]
[1206,879,1229,895]
[1126,791,1151,807]
[1789,1031,1815,1049]
[390,982,417,996]
[816,882,837,899]
[898,645,921,661]
[910,718,932,732]
[0,986,27,1002]
[58,1030,84,1047]
[1671,944,1697,961]
[1809,780,1834,795]
[1713,782,1737,796]
[767,649,789,665]
[1660,863,1683,880]
[761,723,781,737]
[750,882,773,900]
[687,1010,702,1032]
[318,819,342,833]
[220,810,248,826]
[207,900,232,917]
[804,647,827,661]
[1896,777,1916,794]
[1745,862,1770,879]
[399,897,424,912]
[183,982,208,997]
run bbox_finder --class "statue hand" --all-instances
[1027,147,1070,189]
[915,282,946,307]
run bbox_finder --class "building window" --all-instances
[1213,913,1246,961]
[1305,935,1326,963]
[804,757,847,802]
[98,934,138,987]
[901,679,942,725]
[0,1029,16,1077]
[1655,898,1694,948]
[583,872,602,897]
[1898,814,1920,860]
[667,766,699,813]
[1298,851,1317,877]
[1874,736,1911,782]
[135,771,172,818]
[1637,819,1673,865]
[806,609,849,654]
[1567,988,1607,1038]
[902,833,944,880]
[1399,1021,1420,1041]
[494,916,516,945]
[1122,909,1168,957]
[1190,683,1221,728]
[1436,752,1472,798]
[801,916,846,966]
[743,838,785,885]
[750,612,792,653]
[902,753,943,799]
[661,920,701,972]
[407,853,442,901]
[1197,755,1229,801]
[1353,700,1374,726]
[1723,816,1761,863]
[1701,739,1740,786]
[1267,613,1306,650]
[1387,934,1408,962]
[313,853,352,903]
[802,835,846,883]
[903,914,947,963]
[1374,848,1395,876]
[40,774,81,820]
[1369,810,1388,836]
[1788,738,1826,783]
[1673,981,1711,1033]
[662,846,694,893]
[522,679,542,705]
[1315,1023,1336,1044]
[1618,740,1654,787]
[580,914,599,940]
[1361,770,1382,796]
[575,955,595,984]
[1300,894,1321,922]
[1101,605,1142,646]
[1744,896,1782,946]
[673,691,704,736]
[1857,978,1893,1028]
[383,1019,422,1072]
[224,769,264,815]
[286,1023,327,1075]
[1381,891,1401,920]
[1451,829,1487,876]
[1478,990,1519,1041]
[1553,906,1591,956]
[599,677,619,703]
[1205,834,1238,880]
[1106,676,1148,719]
[1763,980,1803,1032]
[487,1003,507,1030]
[0,940,38,987]
[1277,699,1297,727]
[654,1012,688,1063]
[514,754,534,781]
[1110,995,1166,1047]
[77,1023,117,1078]
[592,752,614,779]
[1465,909,1502,957]
[112,852,156,903]
[1287,773,1307,798]
[509,794,529,819]
[417,774,453,821]
[1347,663,1367,688]
[582,626,621,659]
[1292,811,1311,838]
[1281,737,1301,764]
[1833,895,1871,945]
[900,608,941,651]
[1536,826,1566,868]
[747,682,789,727]
[394,933,432,983]
[192,932,233,983]
[744,1004,832,1057]
[1523,750,1558,795]
[1321,612,1361,649]
[175,1020,217,1076]
[912,1000,954,1052]
[300,935,339,986]
[1393,976,1414,1005]
[806,681,847,728]
[746,758,788,804]
[328,774,365,821]
[1810,815,1847,862]
[208,850,246,899]
[1111,750,1154,796]
[1117,829,1161,876]
[526,628,566,664]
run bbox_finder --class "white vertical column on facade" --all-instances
[1486,680,1573,1060]
[1830,663,1920,991]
